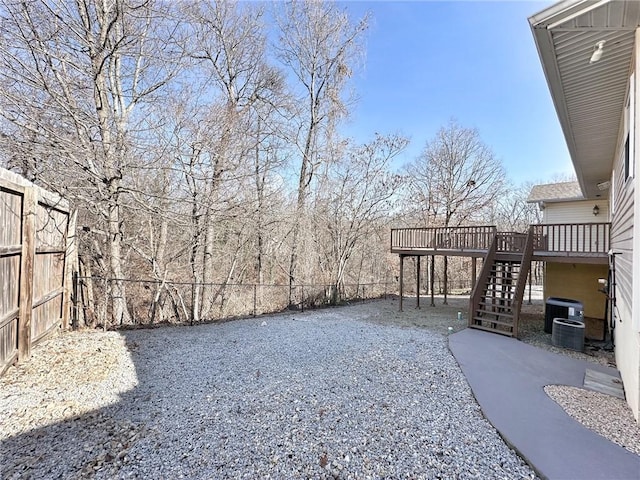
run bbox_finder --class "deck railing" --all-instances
[496,232,528,253]
[530,223,610,255]
[391,223,611,257]
[391,226,497,252]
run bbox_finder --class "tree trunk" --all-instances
[190,195,201,325]
[107,200,132,325]
[288,147,311,306]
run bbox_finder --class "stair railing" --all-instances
[510,227,535,338]
[468,234,498,328]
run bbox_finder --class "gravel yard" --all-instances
[1,297,538,479]
[1,295,637,479]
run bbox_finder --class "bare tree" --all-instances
[181,0,284,319]
[492,181,542,232]
[314,134,406,302]
[0,0,184,324]
[405,120,507,228]
[0,1,412,325]
[274,0,368,305]
[404,120,507,302]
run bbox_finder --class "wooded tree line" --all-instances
[0,0,540,327]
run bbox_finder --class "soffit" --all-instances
[530,0,640,198]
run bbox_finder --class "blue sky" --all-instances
[339,0,574,186]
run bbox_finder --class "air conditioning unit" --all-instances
[551,318,585,352]
[544,297,584,333]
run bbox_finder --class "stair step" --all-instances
[472,316,514,327]
[495,254,524,262]
[469,324,514,337]
[478,301,513,309]
[475,310,514,319]
[482,290,517,297]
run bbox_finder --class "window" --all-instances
[624,134,630,180]
[625,73,635,181]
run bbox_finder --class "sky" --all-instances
[337,0,574,186]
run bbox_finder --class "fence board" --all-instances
[0,168,70,373]
[0,183,22,372]
[18,187,36,361]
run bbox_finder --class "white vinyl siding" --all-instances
[630,72,636,181]
[542,201,609,254]
[611,68,636,329]
[611,171,634,320]
[544,200,609,224]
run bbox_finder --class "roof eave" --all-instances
[528,0,606,197]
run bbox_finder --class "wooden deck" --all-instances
[391,223,610,264]
[391,223,610,339]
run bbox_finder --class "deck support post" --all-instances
[399,254,404,312]
[430,255,435,307]
[443,256,448,305]
[416,256,421,309]
[471,257,477,290]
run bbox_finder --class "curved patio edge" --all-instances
[449,328,640,480]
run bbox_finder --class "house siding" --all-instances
[543,200,609,253]
[609,38,640,421]
[611,172,634,322]
[544,201,609,224]
[544,263,608,321]
[542,200,609,324]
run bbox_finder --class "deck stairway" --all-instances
[469,230,535,337]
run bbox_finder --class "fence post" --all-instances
[72,271,79,330]
[18,187,36,361]
[301,285,304,313]
[253,284,257,317]
[62,210,77,331]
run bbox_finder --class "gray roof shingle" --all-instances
[526,181,583,203]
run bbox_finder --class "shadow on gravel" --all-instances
[1,336,145,478]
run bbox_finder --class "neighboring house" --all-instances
[530,0,640,422]
[527,181,610,327]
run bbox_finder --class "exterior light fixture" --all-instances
[593,205,600,216]
[590,40,606,63]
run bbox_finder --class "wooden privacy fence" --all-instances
[0,168,73,375]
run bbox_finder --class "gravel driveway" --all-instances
[1,299,536,479]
